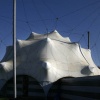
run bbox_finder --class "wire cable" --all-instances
[90,32,100,49]
[59,0,100,19]
[77,34,84,43]
[41,0,59,30]
[86,13,100,30]
[31,0,48,33]
[95,45,100,65]
[22,0,32,32]
[54,17,59,29]
[92,45,100,66]
[68,5,100,36]
[41,0,57,17]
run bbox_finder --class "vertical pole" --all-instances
[88,31,90,49]
[13,0,17,99]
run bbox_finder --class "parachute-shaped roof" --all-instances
[0,30,100,85]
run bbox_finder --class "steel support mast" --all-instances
[88,31,90,49]
[13,0,17,99]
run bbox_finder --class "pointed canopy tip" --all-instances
[42,61,51,70]
[26,32,40,40]
[49,30,58,34]
[44,38,52,42]
[54,30,58,33]
[50,30,58,33]
[30,32,39,36]
[17,39,22,42]
[31,31,39,35]
[47,38,51,42]
[0,62,5,68]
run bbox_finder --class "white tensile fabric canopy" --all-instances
[0,30,100,87]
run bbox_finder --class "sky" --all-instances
[0,0,100,66]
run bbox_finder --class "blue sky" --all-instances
[0,0,100,66]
